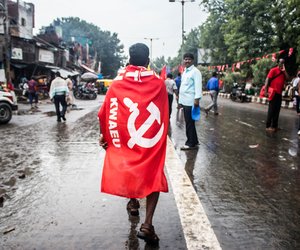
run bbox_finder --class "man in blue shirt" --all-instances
[174,72,181,91]
[178,53,202,150]
[174,72,181,108]
[204,71,219,116]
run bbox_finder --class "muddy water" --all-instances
[169,97,300,249]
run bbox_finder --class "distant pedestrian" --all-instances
[49,71,69,122]
[292,72,300,135]
[28,78,38,109]
[204,71,219,116]
[165,73,178,118]
[178,53,202,150]
[66,75,75,108]
[264,58,289,134]
[174,72,181,91]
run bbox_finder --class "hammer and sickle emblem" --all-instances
[123,97,164,149]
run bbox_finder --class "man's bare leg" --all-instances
[137,192,160,244]
[144,192,159,225]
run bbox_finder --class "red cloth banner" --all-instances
[160,65,167,80]
[178,65,184,74]
[288,48,294,57]
[209,48,294,71]
[98,65,169,198]
[232,63,236,72]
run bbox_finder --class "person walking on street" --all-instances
[293,72,300,135]
[264,58,289,134]
[49,71,69,122]
[174,72,181,92]
[165,73,178,118]
[205,71,219,116]
[178,53,202,150]
[28,78,38,109]
[66,75,75,108]
[98,43,169,246]
[174,72,181,108]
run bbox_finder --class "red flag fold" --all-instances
[160,65,167,80]
[98,65,169,198]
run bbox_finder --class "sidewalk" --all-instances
[208,91,296,109]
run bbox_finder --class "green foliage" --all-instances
[198,66,211,86]
[151,56,168,73]
[251,58,276,87]
[222,72,244,92]
[198,0,300,65]
[181,28,201,63]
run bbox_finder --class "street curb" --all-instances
[166,137,221,250]
[203,91,295,109]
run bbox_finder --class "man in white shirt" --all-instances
[178,53,202,150]
[49,71,69,122]
[164,73,178,118]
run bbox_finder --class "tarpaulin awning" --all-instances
[80,63,96,74]
[46,66,79,78]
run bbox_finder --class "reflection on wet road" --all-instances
[0,99,186,250]
[169,97,300,249]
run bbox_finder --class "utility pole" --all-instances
[169,0,195,61]
[144,37,159,63]
[0,0,11,82]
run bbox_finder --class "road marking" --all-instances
[166,137,222,250]
[235,119,254,128]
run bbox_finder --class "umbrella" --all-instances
[81,72,98,81]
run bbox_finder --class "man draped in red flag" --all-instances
[98,43,169,245]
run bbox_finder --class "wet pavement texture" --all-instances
[0,97,186,250]
[1,95,300,249]
[169,97,300,249]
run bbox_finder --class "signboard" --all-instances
[38,49,54,63]
[12,48,23,60]
[197,48,212,64]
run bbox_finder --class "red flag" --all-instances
[98,65,169,198]
[178,64,184,74]
[232,63,235,72]
[160,65,167,81]
[288,48,293,57]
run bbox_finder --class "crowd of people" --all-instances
[97,42,300,247]
[17,73,76,121]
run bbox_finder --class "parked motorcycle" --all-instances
[73,83,97,100]
[230,83,247,102]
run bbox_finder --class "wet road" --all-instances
[169,96,300,249]
[0,98,186,250]
[0,95,299,249]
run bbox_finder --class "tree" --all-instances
[198,0,299,65]
[199,0,229,64]
[181,28,202,64]
[48,17,126,78]
[251,58,276,87]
